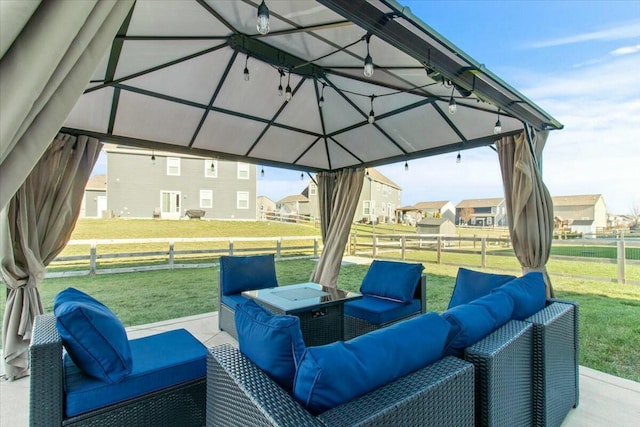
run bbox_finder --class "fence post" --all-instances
[401,235,406,260]
[437,236,442,264]
[481,237,487,268]
[89,241,97,275]
[229,240,234,255]
[276,238,282,260]
[314,238,318,257]
[373,236,378,258]
[168,241,174,269]
[617,235,626,284]
[352,233,357,255]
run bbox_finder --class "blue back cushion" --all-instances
[360,260,423,303]
[54,288,132,383]
[235,300,305,391]
[448,268,516,309]
[442,291,514,354]
[220,254,278,296]
[492,272,546,320]
[293,312,450,414]
[64,328,205,417]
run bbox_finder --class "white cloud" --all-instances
[528,21,640,48]
[611,44,640,56]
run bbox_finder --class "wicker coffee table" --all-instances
[242,282,361,346]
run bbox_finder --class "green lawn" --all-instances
[2,219,639,384]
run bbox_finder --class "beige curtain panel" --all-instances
[1,134,102,380]
[311,168,365,287]
[0,0,134,210]
[497,130,555,298]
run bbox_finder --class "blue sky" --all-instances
[93,1,640,214]
[254,0,640,214]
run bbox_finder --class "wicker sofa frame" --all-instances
[29,314,206,427]
[344,273,427,340]
[207,344,475,427]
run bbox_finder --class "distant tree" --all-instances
[460,207,474,225]
[631,200,640,230]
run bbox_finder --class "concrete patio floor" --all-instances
[2,311,639,426]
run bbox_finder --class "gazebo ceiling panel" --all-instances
[193,112,266,156]
[113,91,203,145]
[62,0,561,172]
[125,49,234,105]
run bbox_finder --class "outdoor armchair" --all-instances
[218,254,278,339]
[344,260,426,339]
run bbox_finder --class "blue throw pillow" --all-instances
[442,304,496,353]
[492,272,546,320]
[220,254,278,296]
[54,288,132,383]
[235,300,305,391]
[448,268,516,309]
[293,312,450,414]
[359,260,424,303]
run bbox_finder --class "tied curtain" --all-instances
[0,0,134,210]
[311,168,365,287]
[497,130,555,297]
[1,134,102,380]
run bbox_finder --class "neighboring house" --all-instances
[80,175,107,218]
[607,213,634,229]
[303,168,402,224]
[257,195,276,220]
[455,197,507,226]
[416,218,456,235]
[276,194,310,216]
[552,194,607,235]
[413,201,456,223]
[106,145,257,220]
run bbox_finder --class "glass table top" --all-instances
[242,282,361,313]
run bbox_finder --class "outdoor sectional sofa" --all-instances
[207,268,579,427]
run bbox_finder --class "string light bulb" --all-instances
[494,110,502,134]
[243,55,250,81]
[210,161,215,170]
[151,152,156,165]
[368,96,375,124]
[404,161,409,171]
[448,86,457,114]
[256,0,270,35]
[277,70,284,96]
[319,83,325,108]
[285,71,292,101]
[261,167,265,177]
[456,151,462,163]
[300,172,304,180]
[363,35,374,77]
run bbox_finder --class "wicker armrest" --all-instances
[207,344,475,427]
[30,313,65,427]
[526,301,579,427]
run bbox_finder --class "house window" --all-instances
[200,190,213,208]
[309,184,317,196]
[167,157,180,176]
[376,182,381,192]
[160,191,181,214]
[205,160,218,178]
[382,185,389,196]
[363,200,375,216]
[237,162,250,179]
[237,191,249,209]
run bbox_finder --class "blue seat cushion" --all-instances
[220,254,278,296]
[64,328,206,417]
[344,296,421,325]
[492,271,546,320]
[54,288,132,383]
[220,293,250,310]
[359,260,423,303]
[235,300,305,391]
[293,312,450,414]
[448,268,516,309]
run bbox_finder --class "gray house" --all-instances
[106,145,256,220]
[301,168,402,224]
[81,175,107,218]
[455,197,508,227]
[552,194,607,235]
